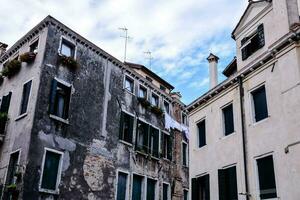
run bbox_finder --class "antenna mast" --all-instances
[144,50,153,69]
[119,27,132,62]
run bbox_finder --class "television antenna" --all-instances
[144,50,153,69]
[119,27,132,62]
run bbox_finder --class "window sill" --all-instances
[135,150,149,157]
[220,132,236,140]
[251,116,270,127]
[15,113,28,121]
[119,140,133,147]
[123,88,135,96]
[39,187,59,195]
[49,114,69,124]
[162,158,172,163]
[194,144,207,152]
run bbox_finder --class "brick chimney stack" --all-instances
[207,53,219,89]
[0,42,8,57]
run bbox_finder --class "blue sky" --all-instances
[0,0,248,104]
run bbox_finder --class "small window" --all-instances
[30,39,39,53]
[49,79,71,120]
[197,120,206,148]
[184,190,189,200]
[59,38,75,58]
[146,178,156,200]
[124,76,134,93]
[0,92,12,134]
[192,175,209,200]
[151,93,159,107]
[119,111,134,144]
[182,113,187,125]
[136,120,150,153]
[160,85,166,91]
[162,183,170,200]
[257,155,277,199]
[19,80,32,115]
[149,126,160,158]
[182,142,188,166]
[251,85,268,122]
[116,172,128,200]
[222,104,234,136]
[163,101,170,114]
[40,149,63,192]
[146,76,153,82]
[218,166,238,200]
[132,174,144,200]
[5,151,20,185]
[163,132,172,160]
[139,85,147,98]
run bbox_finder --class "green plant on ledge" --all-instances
[6,184,17,192]
[137,97,151,108]
[58,55,78,70]
[151,106,164,116]
[0,112,8,122]
[20,52,36,63]
[1,60,22,78]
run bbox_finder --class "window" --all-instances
[197,120,206,148]
[132,174,144,200]
[49,79,71,120]
[30,39,39,53]
[182,142,188,166]
[160,85,166,91]
[218,166,238,200]
[184,190,189,200]
[5,151,20,185]
[164,101,170,114]
[182,113,187,125]
[257,155,277,199]
[119,111,134,144]
[139,85,147,98]
[151,93,159,107]
[241,24,265,60]
[162,183,170,200]
[162,132,172,160]
[146,76,153,82]
[192,175,210,200]
[40,149,63,192]
[117,172,128,200]
[222,104,234,136]
[125,76,134,93]
[251,85,268,122]
[19,80,32,115]
[136,120,150,153]
[59,38,75,58]
[0,92,12,134]
[146,178,156,200]
[149,126,160,158]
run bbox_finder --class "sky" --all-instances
[0,0,248,104]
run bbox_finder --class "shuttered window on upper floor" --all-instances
[19,80,32,115]
[251,85,268,122]
[119,111,134,144]
[132,175,143,200]
[197,120,206,148]
[222,104,234,136]
[146,178,156,200]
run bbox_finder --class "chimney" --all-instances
[0,42,8,57]
[207,53,219,89]
[171,92,182,100]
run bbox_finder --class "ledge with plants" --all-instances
[20,52,36,63]
[137,97,151,108]
[5,184,19,200]
[1,60,22,78]
[150,106,164,116]
[58,54,78,70]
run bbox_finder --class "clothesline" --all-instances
[164,113,189,140]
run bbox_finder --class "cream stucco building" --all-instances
[187,0,300,200]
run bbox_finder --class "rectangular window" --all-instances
[125,76,134,93]
[146,76,153,82]
[139,85,147,98]
[149,126,160,158]
[163,183,169,200]
[241,24,265,60]
[184,190,189,200]
[182,113,187,125]
[136,120,150,153]
[151,94,159,107]
[163,132,172,160]
[197,120,206,148]
[5,151,20,185]
[119,111,134,144]
[251,85,268,122]
[160,85,166,91]
[164,101,170,114]
[117,172,128,200]
[0,92,12,134]
[222,104,234,136]
[182,142,188,166]
[49,79,71,120]
[192,174,210,200]
[19,80,32,115]
[40,149,63,192]
[257,155,277,199]
[132,175,144,200]
[146,178,156,200]
[30,39,39,53]
[218,166,238,200]
[60,38,75,58]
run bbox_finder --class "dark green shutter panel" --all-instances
[223,104,234,136]
[63,85,71,119]
[20,80,32,115]
[144,124,149,153]
[128,115,134,143]
[151,127,159,158]
[204,175,210,200]
[119,112,124,139]
[228,167,238,200]
[167,135,173,160]
[197,120,206,148]
[192,178,199,200]
[132,175,142,200]
[257,24,265,48]
[41,151,61,190]
[161,133,165,157]
[49,79,57,114]
[252,86,268,122]
[241,47,248,61]
[146,179,156,200]
[117,172,127,200]
[0,92,12,113]
[163,183,168,200]
[218,169,226,200]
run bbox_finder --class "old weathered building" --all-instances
[0,16,189,200]
[188,0,300,200]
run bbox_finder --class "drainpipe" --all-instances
[238,77,250,200]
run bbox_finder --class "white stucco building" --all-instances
[187,0,300,200]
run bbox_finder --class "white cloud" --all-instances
[188,77,209,89]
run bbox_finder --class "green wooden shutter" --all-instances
[117,172,127,200]
[119,112,124,139]
[146,179,156,200]
[49,79,57,114]
[41,151,61,190]
[257,24,265,48]
[204,175,210,200]
[132,175,143,200]
[167,134,173,160]
[128,114,134,143]
[0,92,12,113]
[20,80,32,115]
[192,178,199,200]
[218,169,226,200]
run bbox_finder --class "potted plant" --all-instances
[137,97,151,108]
[1,60,22,78]
[150,106,164,116]
[6,184,19,200]
[20,52,36,63]
[58,55,78,70]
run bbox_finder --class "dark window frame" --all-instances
[251,85,269,123]
[29,39,39,53]
[182,141,188,167]
[19,80,32,116]
[218,166,238,200]
[192,174,209,200]
[146,178,157,200]
[162,131,172,160]
[151,93,159,107]
[138,85,147,98]
[59,37,76,58]
[222,103,234,136]
[116,171,128,200]
[119,111,134,144]
[124,76,134,94]
[162,183,170,200]
[197,119,206,148]
[132,174,144,200]
[163,101,170,114]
